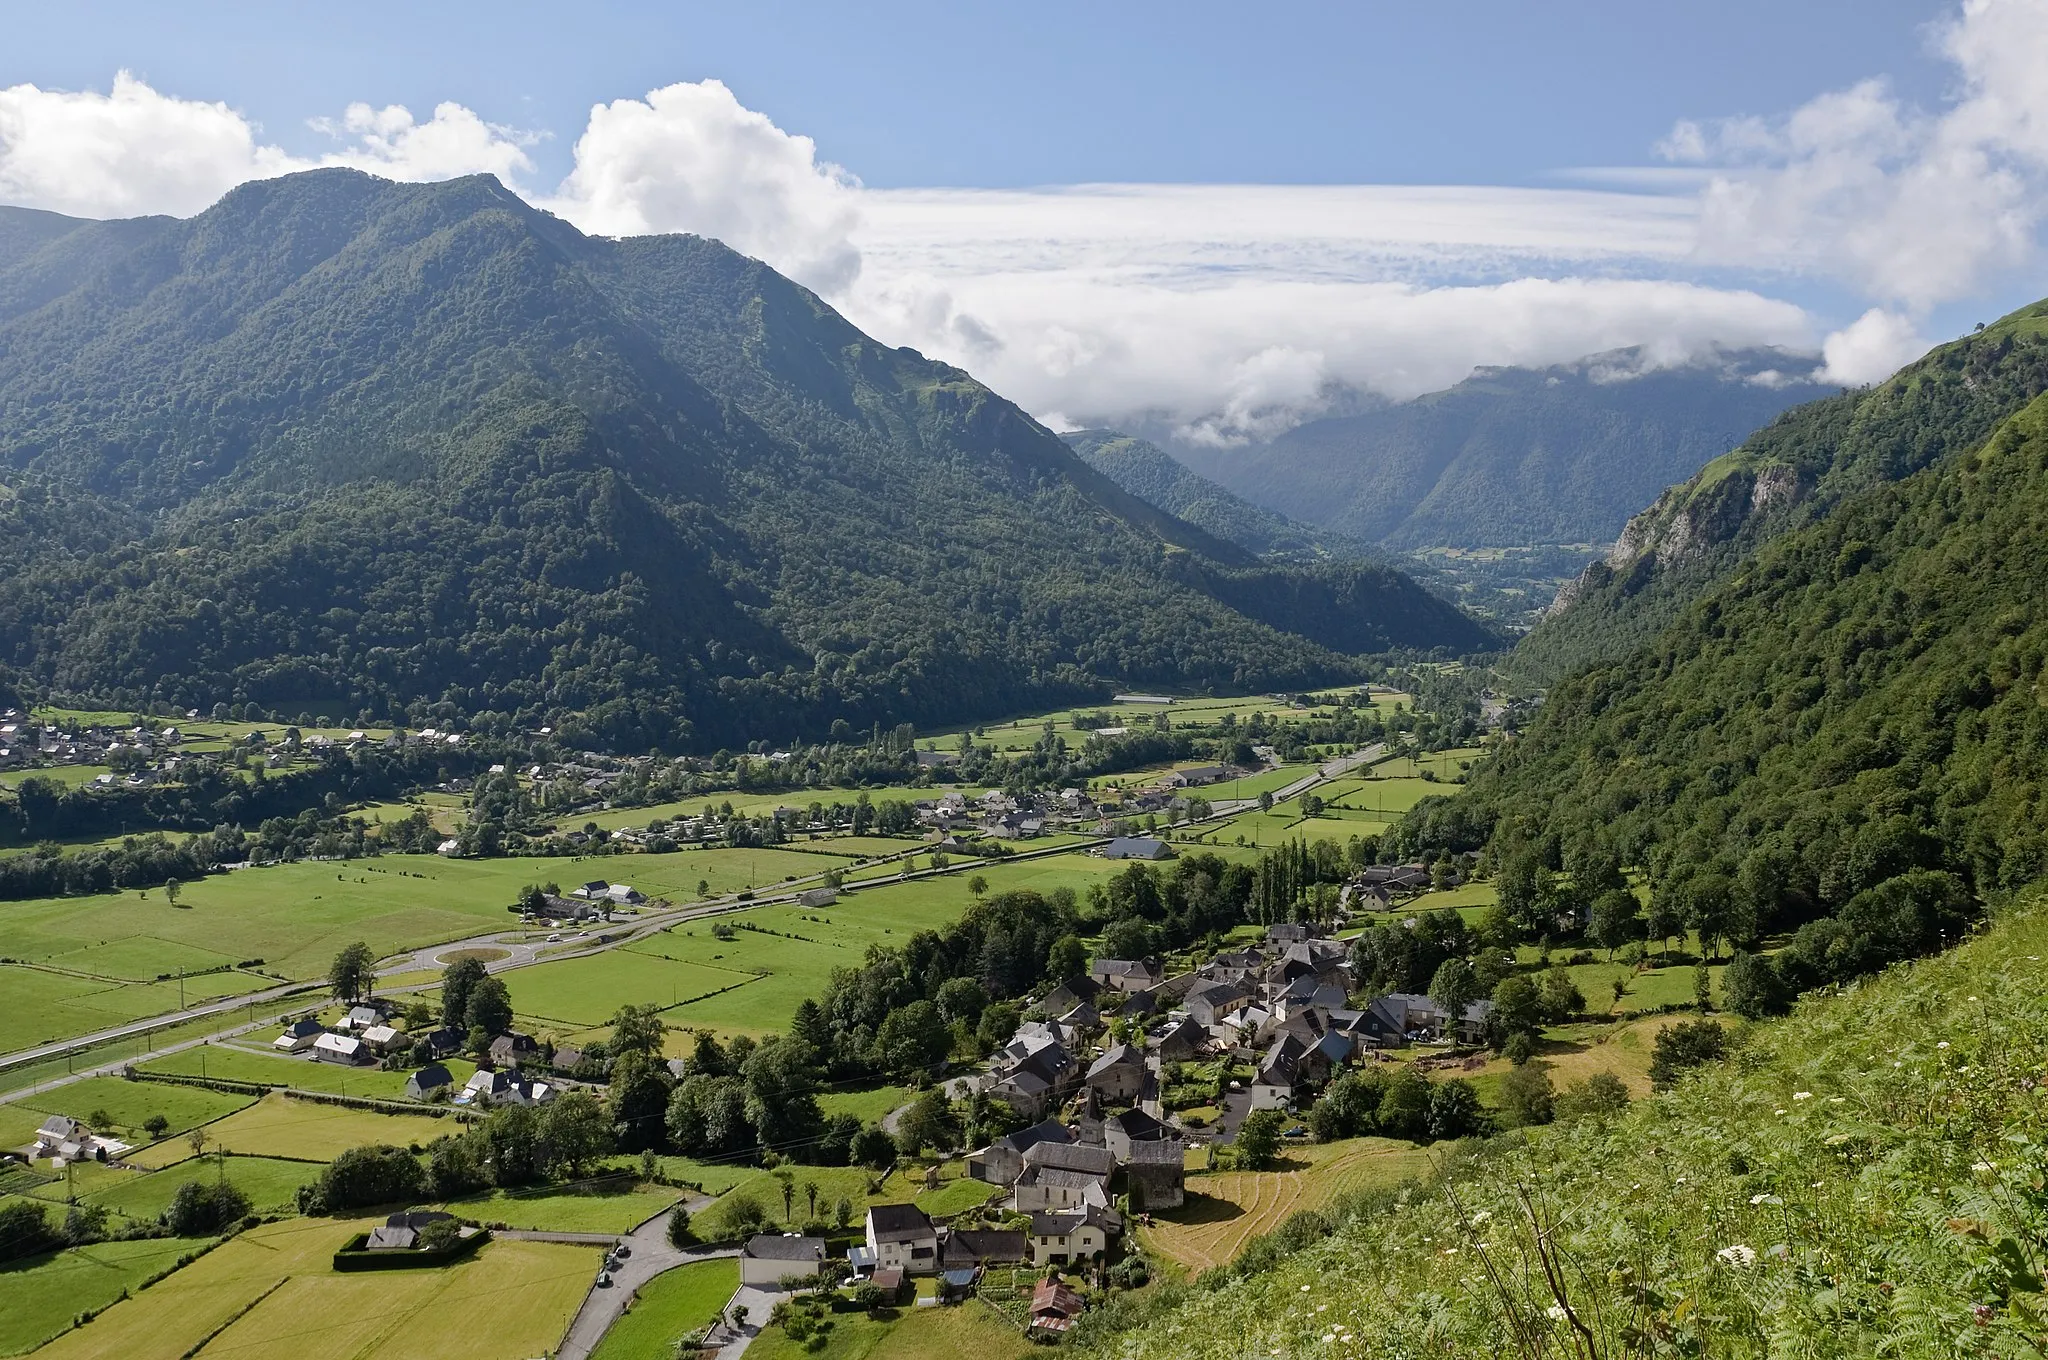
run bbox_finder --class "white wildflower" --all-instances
[1323,1335,1336,1344]
[1972,1160,1995,1172]
[1717,1244,1758,1267]
[1546,1305,1569,1321]
[1749,1193,1782,1205]
[1300,1284,1312,1293]
[1937,1041,1950,1050]
[1469,1210,1491,1225]
[1792,1091,1812,1101]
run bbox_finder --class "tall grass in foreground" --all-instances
[1083,893,2048,1358]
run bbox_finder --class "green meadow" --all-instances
[517,853,1128,1043]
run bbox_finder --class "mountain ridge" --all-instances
[1176,348,1832,551]
[0,172,1496,749]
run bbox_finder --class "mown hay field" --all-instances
[1141,1137,1434,1274]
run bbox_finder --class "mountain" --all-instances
[0,170,1497,750]
[1060,428,1370,559]
[1179,349,1831,550]
[1408,360,2048,944]
[1519,302,2048,683]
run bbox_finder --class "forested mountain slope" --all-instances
[0,172,1495,749]
[1181,350,1828,550]
[1519,303,2048,682]
[1083,887,2048,1357]
[1062,428,1372,559]
[1397,385,2048,1001]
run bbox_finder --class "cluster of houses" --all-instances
[979,912,1489,1138]
[0,713,188,783]
[271,1003,567,1107]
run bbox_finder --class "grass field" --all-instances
[1141,1137,1434,1274]
[3,1075,253,1148]
[447,1179,679,1233]
[747,1294,1037,1360]
[30,1216,590,1360]
[508,949,758,1031]
[0,964,270,1054]
[589,1257,738,1360]
[0,1234,213,1356]
[816,1084,912,1125]
[0,844,871,1057]
[85,1154,321,1222]
[125,1092,452,1166]
[517,853,1126,1044]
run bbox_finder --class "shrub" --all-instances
[1648,1019,1727,1090]
[299,1144,428,1214]
[667,1204,693,1249]
[163,1181,251,1236]
[1553,1071,1630,1121]
[1498,1062,1554,1127]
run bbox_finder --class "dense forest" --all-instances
[1518,303,2048,684]
[1401,378,2048,1005]
[1178,349,1827,549]
[0,173,1494,754]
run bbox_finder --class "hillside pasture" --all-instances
[447,1179,679,1233]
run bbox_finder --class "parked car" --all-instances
[596,1270,612,1288]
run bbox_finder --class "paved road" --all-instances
[551,1196,736,1360]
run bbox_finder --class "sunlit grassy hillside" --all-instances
[1082,890,2048,1358]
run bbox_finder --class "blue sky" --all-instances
[2,1,2044,437]
[6,0,1953,187]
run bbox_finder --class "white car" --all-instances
[546,933,563,943]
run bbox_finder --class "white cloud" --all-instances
[312,102,536,182]
[0,71,297,218]
[542,80,862,294]
[1816,307,1930,385]
[838,268,1811,441]
[0,72,535,219]
[1667,0,2048,312]
[10,25,2042,443]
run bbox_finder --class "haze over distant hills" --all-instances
[1171,350,1832,551]
[0,170,1498,750]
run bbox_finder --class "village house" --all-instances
[1028,1277,1088,1337]
[939,1229,1029,1271]
[1186,982,1251,1031]
[1027,1203,1119,1266]
[312,1032,366,1065]
[1081,1042,1147,1104]
[273,1017,325,1052]
[739,1234,827,1288]
[1101,836,1172,861]
[865,1203,939,1275]
[1089,957,1164,993]
[968,1118,1073,1186]
[1121,1135,1188,1211]
[403,1063,454,1100]
[1148,1016,1207,1063]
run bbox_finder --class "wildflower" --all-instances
[1973,1303,1995,1325]
[1749,1193,1782,1205]
[1322,1335,1336,1344]
[1717,1245,1758,1267]
[1300,1284,1312,1293]
[1469,1210,1490,1225]
[1546,1305,1569,1321]
[1828,1097,1844,1104]
[1774,1109,1787,1116]
[1938,1041,1951,1050]
[1972,1160,1995,1172]
[1792,1092,1812,1101]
